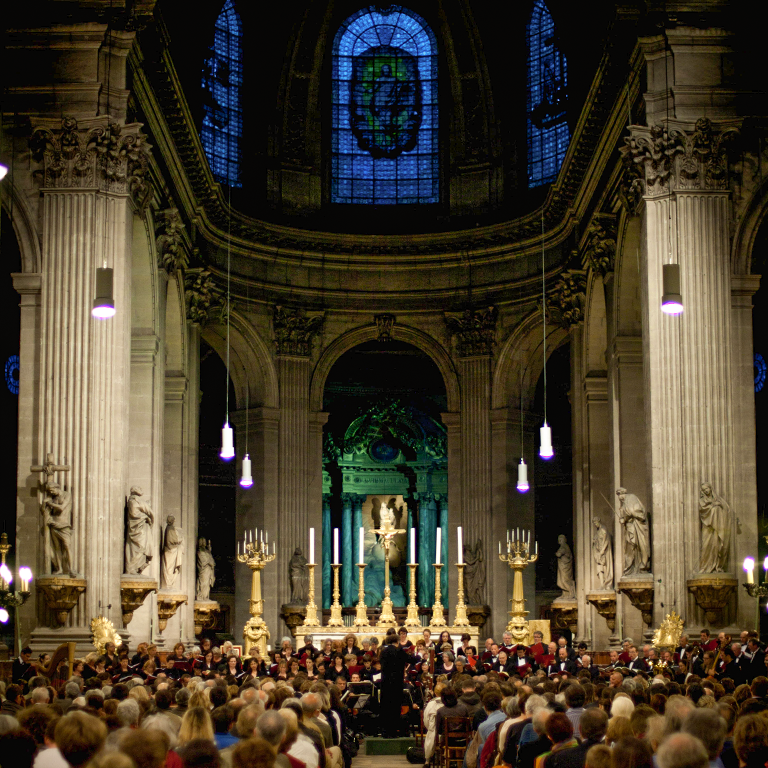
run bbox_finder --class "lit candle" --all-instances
[410,528,416,563]
[272,541,275,555]
[744,557,755,584]
[458,527,463,565]
[499,541,501,555]
[535,540,538,555]
[260,530,263,543]
[334,528,339,565]
[309,528,315,564]
[507,530,510,543]
[516,527,520,542]
[436,528,441,565]
[250,529,253,544]
[359,527,365,564]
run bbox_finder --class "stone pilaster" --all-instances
[26,117,149,646]
[232,406,280,644]
[626,118,744,628]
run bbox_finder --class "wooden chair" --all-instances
[439,715,473,768]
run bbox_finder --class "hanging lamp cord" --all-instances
[225,184,231,423]
[541,210,547,425]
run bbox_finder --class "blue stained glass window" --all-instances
[201,0,242,188]
[5,355,19,395]
[527,0,569,187]
[756,353,766,393]
[332,7,439,205]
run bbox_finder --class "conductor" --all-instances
[379,629,413,738]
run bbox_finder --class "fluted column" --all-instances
[322,494,332,610]
[352,495,363,599]
[417,494,437,606]
[626,119,744,627]
[277,354,312,614]
[341,493,354,606]
[25,117,150,645]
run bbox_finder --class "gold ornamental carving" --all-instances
[687,575,738,624]
[587,591,617,632]
[236,538,276,657]
[36,576,87,626]
[618,578,654,628]
[120,578,157,626]
[157,593,188,632]
[194,601,220,635]
[549,601,579,634]
[653,610,685,653]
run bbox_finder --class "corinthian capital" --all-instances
[620,118,739,202]
[31,117,152,209]
[546,270,587,329]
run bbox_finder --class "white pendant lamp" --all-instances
[221,422,235,460]
[240,453,253,487]
[539,211,554,460]
[221,185,235,462]
[517,458,529,493]
[92,265,116,318]
[661,263,683,315]
[539,423,554,460]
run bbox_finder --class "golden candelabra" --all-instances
[236,539,276,657]
[499,535,538,631]
[429,563,446,627]
[454,563,470,626]
[304,563,319,626]
[405,562,421,628]
[354,563,370,627]
[374,517,405,628]
[328,563,344,626]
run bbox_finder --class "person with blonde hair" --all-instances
[178,707,215,748]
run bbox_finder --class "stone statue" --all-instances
[289,547,309,604]
[555,535,576,599]
[43,481,73,576]
[161,515,184,590]
[196,538,216,601]
[698,483,732,573]
[124,486,154,575]
[464,539,486,605]
[616,488,651,575]
[592,516,614,589]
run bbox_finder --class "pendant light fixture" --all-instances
[0,163,7,180]
[240,294,252,487]
[92,16,116,320]
[539,211,554,460]
[220,187,235,461]
[660,40,682,315]
[517,360,529,492]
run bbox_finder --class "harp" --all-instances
[37,642,77,681]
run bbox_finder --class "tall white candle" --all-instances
[436,527,442,565]
[309,528,315,564]
[334,528,339,565]
[457,527,463,565]
[359,527,365,563]
[410,528,416,563]
[499,541,501,555]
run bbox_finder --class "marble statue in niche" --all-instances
[698,483,732,573]
[555,534,576,600]
[592,516,614,589]
[289,547,309,604]
[196,538,216,601]
[43,481,74,576]
[616,487,651,575]
[464,539,486,605]
[124,486,154,575]
[161,515,184,590]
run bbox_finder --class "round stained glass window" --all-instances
[5,355,20,395]
[755,353,766,393]
[369,439,399,463]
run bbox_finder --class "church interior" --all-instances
[1,0,768,669]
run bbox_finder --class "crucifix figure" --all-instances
[374,502,406,627]
[30,453,71,575]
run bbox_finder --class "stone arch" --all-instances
[1,181,41,274]
[310,323,459,412]
[612,212,643,337]
[584,271,607,373]
[165,273,187,376]
[131,211,160,334]
[732,177,768,276]
[201,310,278,410]
[492,309,569,411]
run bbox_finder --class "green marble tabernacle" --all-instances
[321,401,448,611]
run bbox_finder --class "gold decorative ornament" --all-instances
[237,537,276,657]
[91,616,121,653]
[653,610,685,652]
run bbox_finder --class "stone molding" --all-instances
[687,575,738,625]
[272,305,324,357]
[374,314,395,342]
[156,208,189,274]
[620,118,739,207]
[445,306,498,357]
[582,215,617,276]
[30,117,151,210]
[185,269,220,325]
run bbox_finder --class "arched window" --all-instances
[332,7,438,205]
[201,0,242,188]
[527,0,569,187]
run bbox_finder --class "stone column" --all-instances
[445,308,496,629]
[438,495,449,611]
[625,118,744,628]
[13,273,42,646]
[26,117,150,648]
[322,494,332,610]
[232,406,280,643]
[491,408,537,638]
[341,493,354,606]
[307,411,328,612]
[352,495,364,599]
[417,494,437,606]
